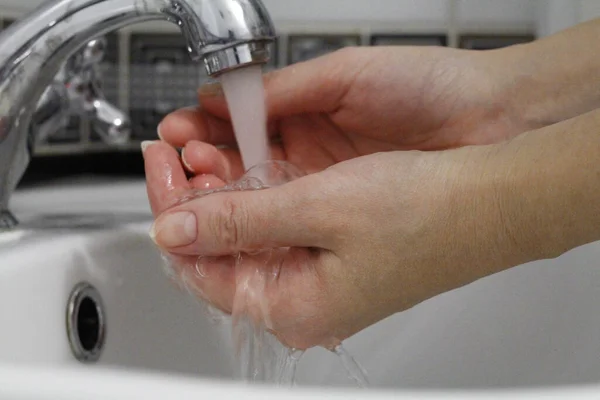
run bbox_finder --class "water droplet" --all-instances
[334,344,370,388]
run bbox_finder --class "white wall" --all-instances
[262,0,448,23]
[535,0,600,37]
[579,0,600,22]
[535,0,580,37]
[457,0,535,25]
[1,0,537,33]
[261,0,536,32]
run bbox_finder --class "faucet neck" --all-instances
[0,0,275,224]
[0,0,157,211]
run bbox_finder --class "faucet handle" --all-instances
[89,98,131,145]
[65,36,131,145]
[81,37,107,67]
[66,36,107,73]
[34,36,130,147]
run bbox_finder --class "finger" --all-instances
[183,255,237,314]
[231,251,283,327]
[199,48,367,120]
[189,174,227,191]
[142,140,190,216]
[157,106,237,148]
[150,174,329,256]
[182,140,288,181]
[181,140,233,181]
[162,252,236,314]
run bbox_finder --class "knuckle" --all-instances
[208,197,249,250]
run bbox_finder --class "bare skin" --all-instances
[156,45,531,180]
[144,19,600,350]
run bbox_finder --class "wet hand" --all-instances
[157,45,532,180]
[143,140,511,350]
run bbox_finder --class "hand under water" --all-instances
[156,45,536,180]
[143,45,550,350]
[143,139,520,350]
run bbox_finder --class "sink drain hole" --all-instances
[66,282,106,363]
[77,296,100,352]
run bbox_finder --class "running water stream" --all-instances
[169,64,369,387]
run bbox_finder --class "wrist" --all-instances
[479,44,556,132]
[387,147,530,302]
[433,138,579,285]
[488,30,600,131]
[477,116,600,268]
[440,145,528,279]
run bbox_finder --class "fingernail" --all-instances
[195,257,210,278]
[195,256,235,279]
[150,211,197,248]
[198,82,223,97]
[156,123,164,141]
[181,148,194,172]
[141,140,158,153]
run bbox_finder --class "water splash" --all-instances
[233,313,304,384]
[162,55,369,386]
[160,161,369,387]
[334,344,370,388]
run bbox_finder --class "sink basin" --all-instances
[3,176,600,398]
[0,221,234,373]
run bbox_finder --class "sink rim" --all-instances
[0,214,153,250]
[2,361,600,400]
[6,180,600,393]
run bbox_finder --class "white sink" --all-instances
[0,221,234,373]
[3,176,600,399]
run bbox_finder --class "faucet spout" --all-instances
[0,0,276,228]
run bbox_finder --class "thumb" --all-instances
[198,47,368,120]
[150,177,328,256]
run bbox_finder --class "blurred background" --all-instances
[1,0,596,187]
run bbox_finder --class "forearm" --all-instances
[491,18,600,129]
[489,108,600,269]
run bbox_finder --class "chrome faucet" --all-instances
[0,0,276,229]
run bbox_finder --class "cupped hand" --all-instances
[158,45,530,181]
[143,45,539,350]
[143,139,517,350]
